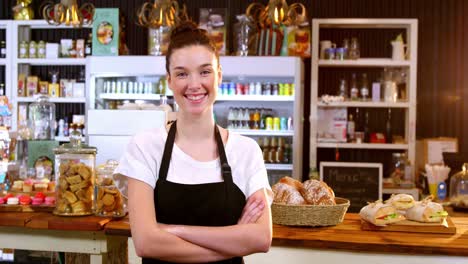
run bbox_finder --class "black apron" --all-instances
[143,121,246,264]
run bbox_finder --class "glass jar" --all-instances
[449,163,468,209]
[53,132,97,216]
[95,160,125,217]
[28,40,37,59]
[37,41,46,58]
[19,41,28,58]
[148,26,171,56]
[233,14,257,56]
[28,96,56,140]
[390,152,412,186]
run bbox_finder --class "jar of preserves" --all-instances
[95,160,125,217]
[37,41,46,58]
[19,41,28,58]
[449,163,468,209]
[28,40,37,59]
[53,131,97,216]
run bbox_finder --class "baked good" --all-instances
[12,180,23,191]
[7,197,19,205]
[34,183,48,192]
[19,195,31,205]
[405,201,448,223]
[359,201,405,226]
[32,197,44,205]
[385,194,415,210]
[300,179,336,205]
[0,197,4,204]
[22,182,33,192]
[44,196,56,206]
[272,182,306,205]
[279,176,304,190]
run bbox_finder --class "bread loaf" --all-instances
[300,179,336,205]
[272,182,306,205]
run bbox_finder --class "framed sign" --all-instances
[320,162,382,213]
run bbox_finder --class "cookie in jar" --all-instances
[53,131,97,216]
[95,160,125,217]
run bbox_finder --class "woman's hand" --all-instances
[238,195,265,224]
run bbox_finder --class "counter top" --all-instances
[104,213,468,257]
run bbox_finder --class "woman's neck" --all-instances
[175,111,215,141]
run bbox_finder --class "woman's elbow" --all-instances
[258,235,272,253]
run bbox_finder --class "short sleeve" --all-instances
[114,135,158,189]
[244,142,273,205]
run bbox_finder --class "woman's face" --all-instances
[167,45,221,116]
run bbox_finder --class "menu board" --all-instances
[320,162,382,213]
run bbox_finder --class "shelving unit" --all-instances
[10,20,91,131]
[310,19,418,194]
[217,56,304,181]
[0,20,12,102]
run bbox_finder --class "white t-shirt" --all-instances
[115,127,272,200]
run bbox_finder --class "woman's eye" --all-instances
[176,72,187,78]
[201,70,211,76]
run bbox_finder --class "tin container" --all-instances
[273,117,281,130]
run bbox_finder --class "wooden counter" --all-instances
[104,213,468,257]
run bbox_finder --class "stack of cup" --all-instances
[425,164,451,200]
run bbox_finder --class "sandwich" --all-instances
[385,194,415,210]
[405,200,448,223]
[359,200,405,226]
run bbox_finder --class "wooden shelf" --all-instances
[317,101,410,108]
[16,58,86,66]
[217,95,294,102]
[318,58,411,67]
[317,142,409,150]
[230,129,294,137]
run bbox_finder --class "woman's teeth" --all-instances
[186,94,205,101]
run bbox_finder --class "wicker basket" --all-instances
[272,197,350,226]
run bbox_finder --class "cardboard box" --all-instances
[92,8,119,56]
[415,137,458,170]
[317,107,347,143]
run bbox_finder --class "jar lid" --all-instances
[54,130,97,155]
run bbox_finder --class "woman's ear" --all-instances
[166,73,173,91]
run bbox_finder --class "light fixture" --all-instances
[41,0,95,27]
[135,0,188,29]
[246,0,308,56]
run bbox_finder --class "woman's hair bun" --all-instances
[170,21,201,40]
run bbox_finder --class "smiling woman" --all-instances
[114,20,273,264]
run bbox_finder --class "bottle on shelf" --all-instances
[252,108,260,129]
[227,107,235,129]
[342,38,349,59]
[276,137,285,163]
[0,41,6,58]
[386,109,392,143]
[363,110,370,143]
[242,108,250,129]
[350,73,359,100]
[85,33,92,56]
[348,37,360,60]
[347,114,355,143]
[261,137,270,162]
[268,137,278,163]
[338,78,348,98]
[360,73,369,101]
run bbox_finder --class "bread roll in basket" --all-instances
[271,177,350,226]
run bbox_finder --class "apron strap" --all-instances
[214,125,233,184]
[158,121,177,181]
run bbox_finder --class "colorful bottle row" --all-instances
[227,107,292,131]
[258,137,292,164]
[219,82,295,96]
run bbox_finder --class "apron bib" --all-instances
[143,122,246,264]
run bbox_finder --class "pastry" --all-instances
[0,197,5,204]
[44,196,56,205]
[34,183,48,192]
[7,197,19,205]
[63,191,78,204]
[272,182,306,205]
[19,195,31,205]
[300,179,336,205]
[32,197,44,205]
[359,200,405,226]
[12,180,23,191]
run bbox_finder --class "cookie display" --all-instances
[54,161,94,216]
[95,177,125,217]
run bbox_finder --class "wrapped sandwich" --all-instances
[406,198,448,223]
[359,200,405,226]
[385,194,415,210]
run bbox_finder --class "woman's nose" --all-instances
[188,75,202,88]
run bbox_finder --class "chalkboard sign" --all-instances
[320,162,382,213]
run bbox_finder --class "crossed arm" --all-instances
[128,178,272,263]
